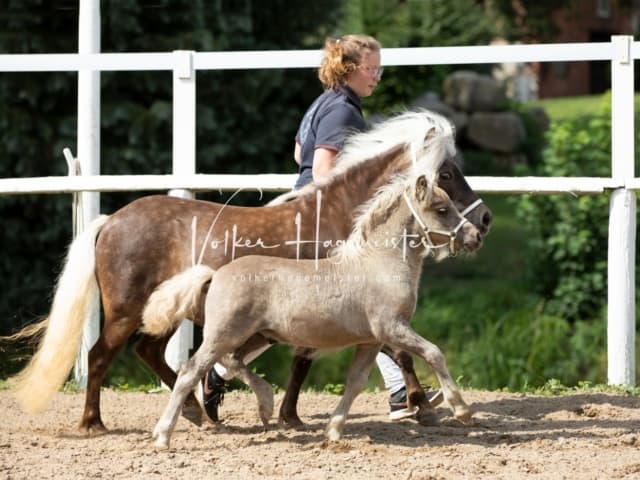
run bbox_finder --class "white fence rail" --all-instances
[0,174,622,195]
[0,36,636,386]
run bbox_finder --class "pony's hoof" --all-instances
[454,409,473,425]
[152,427,170,449]
[181,403,203,427]
[153,440,170,450]
[260,416,271,429]
[259,402,274,428]
[326,416,345,441]
[78,419,108,435]
[415,408,440,427]
[326,428,342,442]
[260,403,274,425]
[278,414,305,430]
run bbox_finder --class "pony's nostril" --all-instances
[482,211,492,227]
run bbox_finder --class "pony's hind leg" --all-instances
[279,347,317,428]
[81,315,140,433]
[152,327,260,448]
[326,344,380,441]
[219,352,274,427]
[135,332,203,427]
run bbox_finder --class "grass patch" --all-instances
[530,378,640,397]
[530,94,605,121]
[530,93,640,122]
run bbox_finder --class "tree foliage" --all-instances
[485,0,638,42]
[338,0,498,115]
[484,0,576,42]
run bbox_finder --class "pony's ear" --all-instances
[415,175,429,201]
[424,126,436,142]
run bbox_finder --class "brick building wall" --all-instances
[538,0,639,98]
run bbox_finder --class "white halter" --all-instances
[460,198,484,217]
[402,191,469,255]
[405,132,483,253]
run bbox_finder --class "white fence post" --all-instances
[164,50,196,379]
[607,35,636,386]
[73,0,101,388]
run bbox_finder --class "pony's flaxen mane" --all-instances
[335,109,455,177]
[268,109,456,205]
[329,175,413,260]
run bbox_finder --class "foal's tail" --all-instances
[141,265,216,337]
[8,215,109,413]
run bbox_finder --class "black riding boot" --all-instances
[202,368,226,422]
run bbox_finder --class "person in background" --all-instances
[203,34,430,423]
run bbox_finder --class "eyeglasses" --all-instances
[359,65,384,78]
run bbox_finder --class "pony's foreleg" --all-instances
[380,345,439,426]
[279,346,317,428]
[326,344,380,441]
[386,327,471,424]
[219,352,274,427]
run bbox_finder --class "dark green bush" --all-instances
[410,266,609,391]
[515,95,633,321]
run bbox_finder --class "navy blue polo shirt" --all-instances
[294,85,366,189]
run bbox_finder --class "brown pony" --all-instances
[9,110,492,433]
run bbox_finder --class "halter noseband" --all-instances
[402,190,470,255]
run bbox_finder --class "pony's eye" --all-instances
[440,172,452,180]
[437,207,448,215]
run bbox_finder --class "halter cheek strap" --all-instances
[460,198,484,217]
[402,191,468,254]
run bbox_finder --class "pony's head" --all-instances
[404,174,482,261]
[333,167,481,262]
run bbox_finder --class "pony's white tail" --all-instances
[141,265,216,337]
[9,214,109,413]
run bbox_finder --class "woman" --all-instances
[293,34,382,187]
[204,35,422,423]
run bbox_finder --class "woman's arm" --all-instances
[294,142,302,166]
[312,147,338,180]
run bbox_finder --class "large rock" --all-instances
[409,92,468,133]
[467,111,526,153]
[443,70,507,112]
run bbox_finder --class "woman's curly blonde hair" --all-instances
[318,34,381,89]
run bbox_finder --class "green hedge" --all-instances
[405,94,638,391]
[516,95,634,321]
